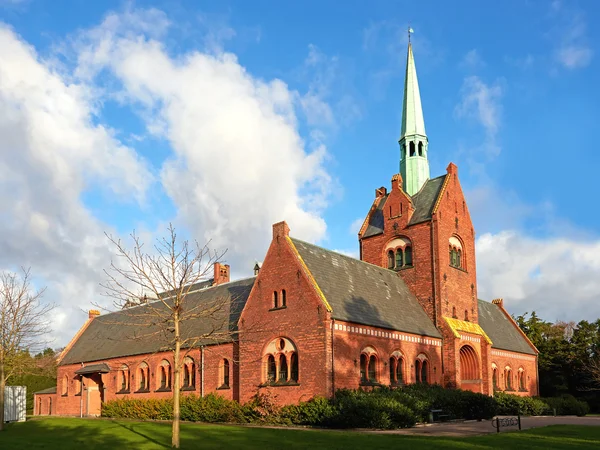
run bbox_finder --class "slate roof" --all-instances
[75,363,110,375]
[59,277,255,365]
[362,194,388,238]
[478,299,536,355]
[34,387,56,395]
[408,175,447,225]
[362,175,447,238]
[291,238,441,338]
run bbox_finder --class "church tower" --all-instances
[399,43,430,196]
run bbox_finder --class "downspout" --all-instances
[201,346,205,398]
[331,319,335,399]
[79,374,83,418]
[431,216,444,382]
[536,355,540,396]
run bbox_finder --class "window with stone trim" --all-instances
[389,351,405,385]
[492,363,499,391]
[182,356,196,390]
[518,368,526,391]
[158,359,172,391]
[449,236,464,269]
[219,358,230,389]
[119,364,130,392]
[415,354,429,384]
[273,291,279,309]
[385,237,413,270]
[263,337,298,385]
[137,362,149,392]
[281,289,287,307]
[360,346,378,384]
[504,366,513,391]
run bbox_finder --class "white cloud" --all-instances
[349,217,365,236]
[555,45,592,69]
[477,231,600,322]
[71,8,334,276]
[460,49,484,69]
[549,6,593,70]
[0,23,154,345]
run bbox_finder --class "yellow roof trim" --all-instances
[431,174,450,215]
[286,236,333,312]
[444,316,493,345]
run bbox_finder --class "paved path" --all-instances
[369,416,600,436]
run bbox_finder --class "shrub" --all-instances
[494,392,548,416]
[543,395,589,417]
[278,396,335,426]
[329,389,416,429]
[101,398,173,420]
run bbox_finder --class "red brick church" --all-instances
[34,43,538,417]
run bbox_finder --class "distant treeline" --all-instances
[7,348,57,414]
[516,312,600,411]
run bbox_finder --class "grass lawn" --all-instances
[1,418,600,449]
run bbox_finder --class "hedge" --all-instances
[101,385,590,429]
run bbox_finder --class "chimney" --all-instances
[492,298,504,309]
[375,186,387,198]
[89,310,100,320]
[213,262,230,286]
[391,173,403,190]
[272,221,290,240]
[446,162,458,175]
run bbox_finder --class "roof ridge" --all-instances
[290,237,397,273]
[97,276,257,318]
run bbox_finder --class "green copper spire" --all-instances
[399,42,430,196]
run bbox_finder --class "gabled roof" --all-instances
[59,277,255,365]
[361,175,447,238]
[290,238,441,338]
[478,299,537,355]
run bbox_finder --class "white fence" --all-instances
[4,386,26,422]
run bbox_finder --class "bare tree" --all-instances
[0,268,52,431]
[102,224,236,449]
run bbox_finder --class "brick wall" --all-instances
[332,320,443,389]
[33,392,56,416]
[490,348,538,396]
[238,222,331,405]
[52,342,234,416]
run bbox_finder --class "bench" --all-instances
[429,409,450,423]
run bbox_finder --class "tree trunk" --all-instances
[172,315,181,448]
[0,359,5,431]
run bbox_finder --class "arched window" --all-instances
[452,306,457,318]
[415,354,429,383]
[263,337,298,385]
[281,289,286,307]
[504,366,513,391]
[389,351,404,385]
[119,365,130,392]
[360,347,378,384]
[158,360,172,390]
[38,397,42,415]
[409,141,416,156]
[273,291,279,309]
[360,354,368,383]
[138,362,149,391]
[49,398,52,415]
[418,141,423,156]
[395,249,403,268]
[182,357,195,389]
[62,375,68,396]
[449,236,464,269]
[518,368,526,391]
[404,246,413,266]
[267,355,276,382]
[464,309,469,321]
[368,355,377,382]
[492,367,499,390]
[385,237,413,270]
[220,359,230,388]
[76,377,82,395]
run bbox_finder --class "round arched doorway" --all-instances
[459,345,481,393]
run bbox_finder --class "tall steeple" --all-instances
[399,41,430,196]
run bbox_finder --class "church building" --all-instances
[34,42,538,417]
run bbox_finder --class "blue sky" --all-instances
[1,0,599,345]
